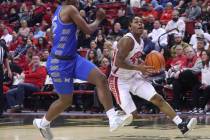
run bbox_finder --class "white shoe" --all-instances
[109,114,133,132]
[178,118,197,136]
[33,119,53,140]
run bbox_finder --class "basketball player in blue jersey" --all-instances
[33,0,132,139]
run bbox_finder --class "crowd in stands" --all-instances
[1,0,210,114]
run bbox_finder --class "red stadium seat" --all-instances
[186,21,196,35]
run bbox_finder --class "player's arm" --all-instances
[115,37,138,70]
[115,37,155,74]
[68,6,104,34]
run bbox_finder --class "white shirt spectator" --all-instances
[165,18,186,36]
[1,33,13,46]
[148,27,168,49]
[190,33,210,51]
[130,0,145,8]
[202,63,210,86]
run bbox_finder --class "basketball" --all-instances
[145,51,166,71]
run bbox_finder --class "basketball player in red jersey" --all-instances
[109,16,197,135]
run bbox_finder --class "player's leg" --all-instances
[45,94,73,120]
[149,93,197,135]
[132,78,197,135]
[33,69,74,140]
[75,56,112,111]
[109,75,136,122]
[74,55,133,131]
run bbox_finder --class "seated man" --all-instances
[166,45,187,81]
[170,32,190,58]
[171,47,203,111]
[6,55,47,112]
[189,22,210,51]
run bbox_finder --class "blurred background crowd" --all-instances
[1,0,210,114]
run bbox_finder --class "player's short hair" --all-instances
[128,16,142,28]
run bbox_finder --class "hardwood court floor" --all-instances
[0,112,210,140]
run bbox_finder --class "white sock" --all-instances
[40,116,51,127]
[173,115,182,126]
[106,108,116,119]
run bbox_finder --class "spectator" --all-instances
[77,10,91,49]
[200,2,210,33]
[108,22,124,39]
[36,37,48,51]
[170,32,190,57]
[18,2,30,21]
[114,8,130,33]
[130,0,142,8]
[88,40,102,61]
[43,7,53,25]
[8,8,19,24]
[165,10,185,47]
[99,57,111,77]
[25,38,38,56]
[30,0,46,25]
[165,10,186,36]
[175,0,192,14]
[172,46,202,111]
[95,33,105,53]
[151,0,164,11]
[9,32,22,51]
[103,40,114,52]
[142,3,159,19]
[18,20,30,37]
[101,47,112,61]
[40,49,49,66]
[189,22,210,50]
[169,45,187,69]
[7,54,23,76]
[159,0,177,7]
[191,50,210,113]
[144,14,155,33]
[33,23,45,39]
[28,31,38,45]
[148,20,168,51]
[196,37,207,57]
[87,49,99,66]
[6,55,47,113]
[79,9,88,22]
[160,2,173,24]
[142,29,156,55]
[184,0,201,21]
[40,19,50,31]
[1,28,13,46]
[13,36,28,59]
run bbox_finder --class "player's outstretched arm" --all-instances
[115,37,155,75]
[68,6,105,34]
[115,37,137,70]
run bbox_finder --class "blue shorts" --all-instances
[46,54,96,94]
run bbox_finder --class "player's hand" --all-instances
[135,64,156,75]
[96,8,106,21]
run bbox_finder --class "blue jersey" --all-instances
[51,5,77,57]
[47,5,96,94]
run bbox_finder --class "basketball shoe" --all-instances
[109,114,133,132]
[178,118,197,135]
[33,119,53,140]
